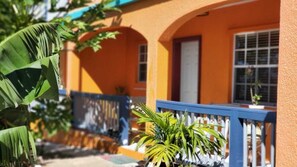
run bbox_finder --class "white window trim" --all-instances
[232,28,279,105]
[138,44,147,82]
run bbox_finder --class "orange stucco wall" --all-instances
[276,0,297,165]
[65,0,280,105]
[172,0,280,104]
[61,0,297,164]
[92,0,247,108]
[66,28,146,96]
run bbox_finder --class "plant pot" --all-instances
[248,105,264,109]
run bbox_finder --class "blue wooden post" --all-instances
[118,96,131,145]
[229,111,244,166]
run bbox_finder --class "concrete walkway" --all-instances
[37,142,139,167]
[42,155,138,167]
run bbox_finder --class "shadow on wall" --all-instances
[46,129,119,154]
[77,27,147,96]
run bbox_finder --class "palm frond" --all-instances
[146,142,179,167]
[132,104,226,166]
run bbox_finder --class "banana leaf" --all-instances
[0,23,73,110]
[0,126,36,166]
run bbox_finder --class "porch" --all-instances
[155,100,276,167]
[50,91,276,167]
[59,0,297,165]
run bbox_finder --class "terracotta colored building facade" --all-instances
[62,0,297,165]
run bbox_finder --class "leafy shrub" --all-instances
[133,104,226,167]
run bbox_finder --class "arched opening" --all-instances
[156,0,280,165]
[74,27,148,99]
[159,0,280,106]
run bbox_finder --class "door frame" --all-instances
[172,36,202,103]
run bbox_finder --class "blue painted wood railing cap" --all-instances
[156,100,277,123]
[59,89,67,96]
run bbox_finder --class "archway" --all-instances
[66,27,148,100]
[158,0,280,105]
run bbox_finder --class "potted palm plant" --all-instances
[132,104,226,167]
[246,66,264,109]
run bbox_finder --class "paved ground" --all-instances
[42,156,138,167]
[43,156,120,167]
[37,142,139,167]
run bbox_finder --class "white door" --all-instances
[180,41,199,103]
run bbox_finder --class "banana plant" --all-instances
[0,23,72,110]
[0,23,73,166]
[132,104,226,167]
[0,126,36,167]
[0,0,119,52]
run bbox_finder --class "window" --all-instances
[138,44,147,82]
[233,30,279,105]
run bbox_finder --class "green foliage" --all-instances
[0,1,119,165]
[0,0,44,41]
[0,23,72,110]
[246,66,262,105]
[0,126,36,167]
[252,94,262,105]
[132,104,226,167]
[30,97,72,139]
[0,0,120,52]
[52,0,119,52]
[0,22,72,166]
[0,106,30,130]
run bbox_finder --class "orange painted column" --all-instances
[146,39,171,108]
[146,38,157,109]
[65,42,81,93]
[276,0,297,165]
[156,41,171,101]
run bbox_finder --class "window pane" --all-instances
[270,49,278,64]
[246,85,251,101]
[139,64,147,82]
[258,68,269,84]
[270,31,279,47]
[233,30,279,104]
[139,72,146,81]
[140,54,147,62]
[138,44,147,82]
[258,50,268,64]
[140,45,147,53]
[258,32,269,47]
[235,51,245,65]
[259,86,268,102]
[270,86,277,103]
[235,85,245,100]
[139,64,147,72]
[246,50,256,65]
[235,68,246,83]
[236,35,245,49]
[246,68,256,83]
[247,34,257,48]
[270,68,278,84]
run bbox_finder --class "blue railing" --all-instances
[71,91,130,145]
[156,100,276,167]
